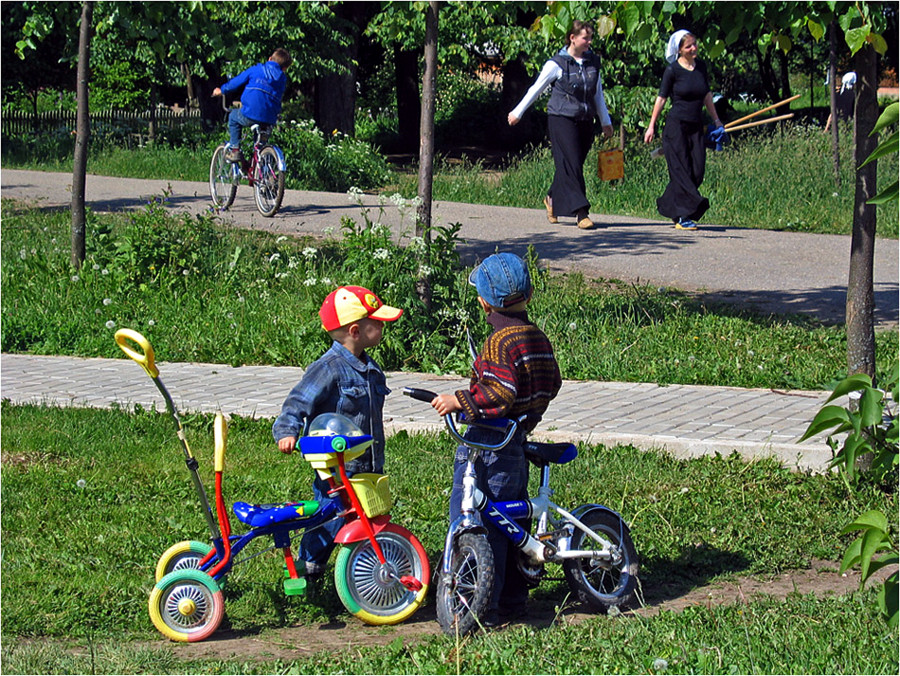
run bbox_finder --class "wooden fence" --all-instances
[1,108,203,137]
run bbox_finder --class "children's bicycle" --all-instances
[115,329,429,642]
[209,99,286,217]
[403,387,638,636]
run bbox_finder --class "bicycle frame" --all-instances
[442,413,625,579]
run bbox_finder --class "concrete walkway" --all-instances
[2,169,897,327]
[0,352,835,472]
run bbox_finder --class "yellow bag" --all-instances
[598,148,624,181]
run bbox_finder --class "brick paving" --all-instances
[1,352,835,472]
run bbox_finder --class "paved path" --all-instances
[1,352,834,472]
[1,169,887,472]
[2,169,897,327]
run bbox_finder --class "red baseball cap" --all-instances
[319,286,403,331]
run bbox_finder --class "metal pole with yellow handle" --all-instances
[115,329,221,541]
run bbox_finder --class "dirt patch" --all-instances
[159,559,894,663]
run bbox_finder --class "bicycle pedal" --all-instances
[537,529,567,542]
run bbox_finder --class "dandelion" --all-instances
[652,658,668,672]
[105,320,116,329]
[19,248,26,260]
[95,309,102,315]
[102,269,109,275]
[103,298,112,306]
[302,247,318,259]
[373,248,390,260]
[679,487,689,494]
[148,320,156,326]
[77,479,87,489]
[93,263,101,271]
[568,322,577,331]
[71,275,80,283]
[182,269,190,276]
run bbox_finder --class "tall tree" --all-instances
[70,1,93,270]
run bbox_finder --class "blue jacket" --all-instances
[221,60,286,125]
[272,341,391,474]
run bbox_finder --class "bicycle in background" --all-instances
[209,97,286,217]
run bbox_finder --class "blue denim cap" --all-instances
[468,252,532,308]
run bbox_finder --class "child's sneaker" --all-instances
[224,147,244,163]
[675,218,698,230]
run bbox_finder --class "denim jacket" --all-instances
[272,341,390,473]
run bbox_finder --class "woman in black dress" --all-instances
[508,20,613,230]
[643,30,724,230]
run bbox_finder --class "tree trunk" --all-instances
[71,0,93,271]
[148,79,158,141]
[314,70,357,135]
[846,44,879,381]
[755,48,780,102]
[416,1,439,309]
[777,49,791,101]
[829,20,840,189]
[416,1,438,238]
[499,54,533,150]
[395,44,421,153]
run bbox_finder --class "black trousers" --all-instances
[657,118,710,222]
[547,115,594,217]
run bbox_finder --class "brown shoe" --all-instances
[576,210,595,230]
[543,196,558,224]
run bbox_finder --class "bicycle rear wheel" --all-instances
[253,146,285,217]
[435,532,494,636]
[209,145,237,209]
[563,509,638,612]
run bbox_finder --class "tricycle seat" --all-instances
[523,441,578,467]
[232,500,319,527]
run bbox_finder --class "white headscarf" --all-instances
[666,30,690,63]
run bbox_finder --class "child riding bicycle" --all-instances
[213,48,292,163]
[429,252,562,626]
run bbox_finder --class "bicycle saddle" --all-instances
[232,500,319,527]
[523,441,577,467]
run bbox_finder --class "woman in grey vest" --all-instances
[508,20,613,231]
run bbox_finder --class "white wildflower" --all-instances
[321,277,333,286]
[652,658,668,672]
[18,248,26,260]
[105,320,116,329]
[276,235,287,243]
[418,265,433,277]
[304,277,318,286]
[103,298,112,306]
[373,248,390,260]
[102,269,109,275]
[323,226,334,235]
[268,252,281,264]
[93,263,100,271]
[182,269,190,276]
[568,322,577,331]
[148,320,156,326]
[71,275,80,282]
[302,247,317,259]
[76,479,87,489]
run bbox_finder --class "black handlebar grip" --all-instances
[403,387,437,402]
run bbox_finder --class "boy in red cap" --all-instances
[272,285,403,591]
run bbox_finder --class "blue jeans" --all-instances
[226,108,261,148]
[449,426,530,612]
[297,474,342,573]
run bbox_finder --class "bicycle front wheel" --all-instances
[563,509,638,612]
[435,532,494,636]
[209,145,237,209]
[334,524,430,625]
[253,146,285,217]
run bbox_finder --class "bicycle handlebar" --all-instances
[402,387,522,452]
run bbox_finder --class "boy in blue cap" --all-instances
[213,48,292,163]
[431,252,562,626]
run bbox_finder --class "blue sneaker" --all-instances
[675,218,698,230]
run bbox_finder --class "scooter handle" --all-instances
[114,328,159,379]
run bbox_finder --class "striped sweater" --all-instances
[456,310,562,432]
